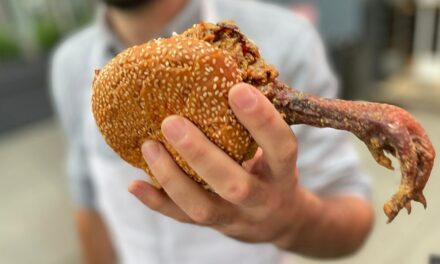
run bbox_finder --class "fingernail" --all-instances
[231,84,257,111]
[162,116,187,143]
[142,140,160,164]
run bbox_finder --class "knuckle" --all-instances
[157,174,173,189]
[181,139,207,163]
[146,195,166,212]
[276,143,297,165]
[190,206,216,224]
[227,179,252,204]
[265,195,283,212]
[255,107,278,130]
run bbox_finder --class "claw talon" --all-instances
[404,202,412,214]
[414,192,427,208]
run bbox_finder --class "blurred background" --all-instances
[0,0,439,263]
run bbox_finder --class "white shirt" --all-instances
[50,0,370,263]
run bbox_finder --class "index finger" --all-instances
[228,83,297,176]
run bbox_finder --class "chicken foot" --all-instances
[261,81,435,222]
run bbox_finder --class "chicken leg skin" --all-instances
[263,81,435,222]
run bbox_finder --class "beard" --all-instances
[101,0,156,10]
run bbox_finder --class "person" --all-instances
[50,0,374,263]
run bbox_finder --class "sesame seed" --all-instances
[92,25,262,186]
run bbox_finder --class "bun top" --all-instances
[92,34,255,186]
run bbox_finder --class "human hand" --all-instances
[128,83,317,246]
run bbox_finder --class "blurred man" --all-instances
[51,0,373,263]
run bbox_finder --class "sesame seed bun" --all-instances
[92,21,278,187]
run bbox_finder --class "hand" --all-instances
[129,82,311,245]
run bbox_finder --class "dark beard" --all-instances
[101,0,156,10]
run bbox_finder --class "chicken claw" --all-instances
[269,81,435,222]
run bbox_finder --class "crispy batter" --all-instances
[93,34,255,186]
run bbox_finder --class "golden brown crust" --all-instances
[92,32,257,186]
